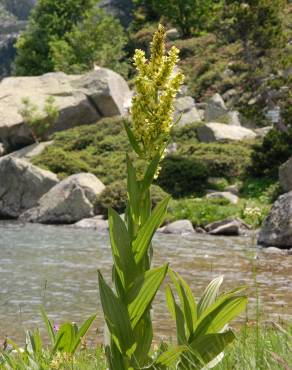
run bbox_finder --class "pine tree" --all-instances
[223,0,285,62]
[14,0,94,75]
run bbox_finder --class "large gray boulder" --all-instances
[20,173,105,224]
[204,93,228,122]
[0,68,131,150]
[0,156,59,218]
[258,191,292,248]
[197,122,256,142]
[205,217,250,236]
[174,96,201,126]
[279,157,292,192]
[4,141,53,161]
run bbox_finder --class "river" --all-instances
[0,221,291,345]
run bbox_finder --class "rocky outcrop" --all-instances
[20,173,105,224]
[0,156,59,218]
[174,96,201,126]
[0,68,131,151]
[258,191,292,248]
[205,218,250,236]
[204,93,228,122]
[160,220,195,234]
[279,157,292,192]
[4,141,53,161]
[197,122,256,142]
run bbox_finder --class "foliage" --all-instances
[151,0,220,37]
[177,141,253,180]
[222,0,286,62]
[249,128,292,178]
[19,96,59,142]
[50,7,129,77]
[157,155,208,197]
[0,308,95,368]
[13,0,95,75]
[94,181,168,217]
[167,197,270,228]
[97,25,247,370]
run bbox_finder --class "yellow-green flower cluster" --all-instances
[131,24,184,161]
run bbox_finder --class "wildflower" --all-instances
[131,24,184,161]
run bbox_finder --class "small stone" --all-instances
[206,191,239,205]
[160,220,195,235]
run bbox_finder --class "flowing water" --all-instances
[0,221,291,344]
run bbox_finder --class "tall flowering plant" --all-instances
[98,25,247,370]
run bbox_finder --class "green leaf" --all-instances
[124,121,143,157]
[71,314,96,354]
[187,330,235,368]
[169,269,197,337]
[98,271,136,356]
[40,306,55,346]
[52,323,74,353]
[142,153,161,192]
[108,208,137,288]
[166,285,187,344]
[132,314,153,365]
[155,345,188,367]
[197,276,224,318]
[133,196,170,264]
[193,296,248,338]
[126,154,140,224]
[128,264,168,328]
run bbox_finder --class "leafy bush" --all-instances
[157,154,209,197]
[94,180,168,217]
[168,198,239,227]
[249,128,292,178]
[177,141,253,179]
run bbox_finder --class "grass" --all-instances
[2,323,290,369]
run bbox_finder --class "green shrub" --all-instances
[249,128,292,178]
[170,122,200,143]
[157,154,209,197]
[94,180,168,217]
[178,141,253,179]
[167,198,239,227]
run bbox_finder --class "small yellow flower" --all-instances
[131,24,184,161]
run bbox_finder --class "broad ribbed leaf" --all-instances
[124,121,143,157]
[52,323,74,353]
[40,306,55,346]
[187,330,235,368]
[142,154,161,192]
[132,314,153,365]
[71,314,96,354]
[166,285,187,344]
[169,269,197,337]
[98,271,136,355]
[193,296,247,338]
[156,345,188,366]
[108,208,136,288]
[126,155,140,222]
[133,196,170,264]
[197,276,224,318]
[128,264,168,328]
